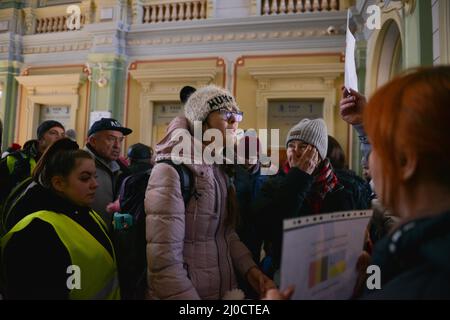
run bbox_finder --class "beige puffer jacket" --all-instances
[144,116,256,300]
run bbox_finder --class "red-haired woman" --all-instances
[360,66,450,299]
[267,66,450,300]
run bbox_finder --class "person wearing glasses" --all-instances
[144,85,275,300]
[85,118,132,227]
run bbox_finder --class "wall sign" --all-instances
[268,101,324,147]
[153,103,184,126]
[40,105,71,129]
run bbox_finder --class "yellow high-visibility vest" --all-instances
[6,154,37,175]
[1,210,120,300]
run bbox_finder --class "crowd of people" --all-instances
[0,65,449,300]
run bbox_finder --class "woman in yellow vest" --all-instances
[0,138,120,299]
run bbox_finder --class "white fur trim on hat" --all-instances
[184,85,240,124]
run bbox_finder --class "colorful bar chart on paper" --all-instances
[308,250,347,288]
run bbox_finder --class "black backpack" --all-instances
[113,160,193,300]
[118,161,193,223]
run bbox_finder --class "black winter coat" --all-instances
[254,167,361,270]
[362,210,450,299]
[1,184,114,299]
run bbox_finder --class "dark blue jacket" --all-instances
[362,211,450,299]
[253,167,360,270]
[234,164,268,263]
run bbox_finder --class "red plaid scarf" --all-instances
[283,159,338,214]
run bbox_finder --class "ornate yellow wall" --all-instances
[125,57,226,151]
[234,54,350,165]
[12,56,351,166]
[15,65,90,147]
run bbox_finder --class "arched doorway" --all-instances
[376,20,403,87]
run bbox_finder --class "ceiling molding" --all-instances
[129,66,218,83]
[248,63,344,79]
[15,73,83,94]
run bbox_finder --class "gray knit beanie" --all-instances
[184,85,240,124]
[286,118,328,160]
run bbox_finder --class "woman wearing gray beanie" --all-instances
[144,85,275,300]
[254,118,362,277]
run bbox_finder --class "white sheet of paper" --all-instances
[280,210,372,300]
[345,9,358,92]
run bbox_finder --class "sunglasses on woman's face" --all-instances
[217,109,244,122]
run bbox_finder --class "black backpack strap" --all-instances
[1,177,34,236]
[158,160,193,206]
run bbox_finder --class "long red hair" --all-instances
[364,66,450,212]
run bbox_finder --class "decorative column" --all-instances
[404,0,432,67]
[86,54,127,124]
[22,7,36,35]
[80,0,95,25]
[131,0,144,24]
[85,0,130,125]
[0,61,21,149]
[207,0,214,18]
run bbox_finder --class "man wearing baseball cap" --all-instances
[0,120,65,204]
[85,118,132,226]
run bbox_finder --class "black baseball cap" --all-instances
[88,118,132,137]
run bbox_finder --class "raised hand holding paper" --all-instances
[345,9,358,92]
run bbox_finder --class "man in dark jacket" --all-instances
[0,120,65,205]
[254,119,362,272]
[85,118,132,227]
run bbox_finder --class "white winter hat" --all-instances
[184,85,240,124]
[286,118,328,160]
